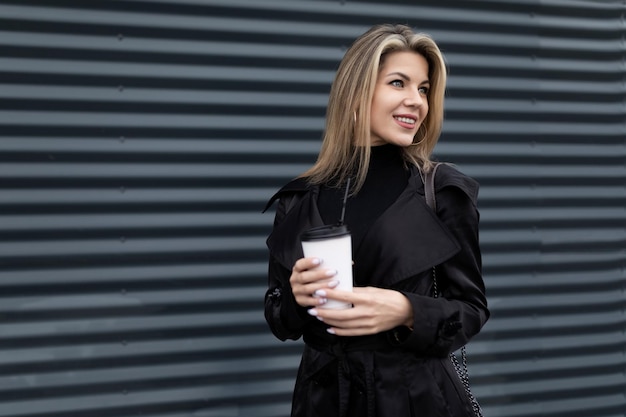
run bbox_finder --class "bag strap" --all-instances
[423,163,440,212]
[422,162,483,417]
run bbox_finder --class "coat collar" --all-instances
[266,166,461,286]
[262,177,310,213]
[265,181,323,271]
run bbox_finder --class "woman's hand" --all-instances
[290,257,340,308]
[307,287,414,336]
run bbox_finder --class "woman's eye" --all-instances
[418,86,429,95]
[390,80,404,88]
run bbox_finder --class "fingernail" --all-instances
[325,269,337,277]
[327,328,336,335]
[316,316,324,322]
[307,308,318,316]
[328,280,340,288]
[314,289,327,297]
[312,258,321,265]
[318,298,327,305]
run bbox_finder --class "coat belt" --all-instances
[304,334,391,417]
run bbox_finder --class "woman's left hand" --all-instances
[307,287,414,336]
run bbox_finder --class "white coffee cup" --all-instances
[301,224,353,309]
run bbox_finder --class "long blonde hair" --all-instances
[300,24,447,193]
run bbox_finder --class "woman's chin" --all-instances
[395,137,417,148]
[370,135,417,147]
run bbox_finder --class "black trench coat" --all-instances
[264,164,489,417]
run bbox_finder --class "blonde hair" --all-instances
[300,24,447,193]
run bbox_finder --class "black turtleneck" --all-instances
[317,144,410,252]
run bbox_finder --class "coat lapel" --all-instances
[353,168,460,287]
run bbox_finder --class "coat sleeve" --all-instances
[264,196,313,341]
[390,181,489,356]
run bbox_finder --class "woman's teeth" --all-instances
[394,116,415,124]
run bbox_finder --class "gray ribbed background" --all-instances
[1,1,625,416]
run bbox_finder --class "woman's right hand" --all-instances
[290,257,339,307]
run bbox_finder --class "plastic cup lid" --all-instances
[301,224,350,241]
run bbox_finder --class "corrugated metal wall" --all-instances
[0,0,624,416]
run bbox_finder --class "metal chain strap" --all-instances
[432,266,483,417]
[432,267,483,417]
[427,162,484,417]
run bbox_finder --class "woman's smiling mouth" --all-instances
[393,115,417,128]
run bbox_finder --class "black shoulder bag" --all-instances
[423,163,484,417]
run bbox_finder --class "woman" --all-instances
[264,24,489,417]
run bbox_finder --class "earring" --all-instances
[353,111,357,124]
[410,124,428,146]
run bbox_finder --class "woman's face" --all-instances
[370,51,430,147]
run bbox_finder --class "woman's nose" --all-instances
[404,89,424,106]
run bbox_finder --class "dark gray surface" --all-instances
[0,0,625,416]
